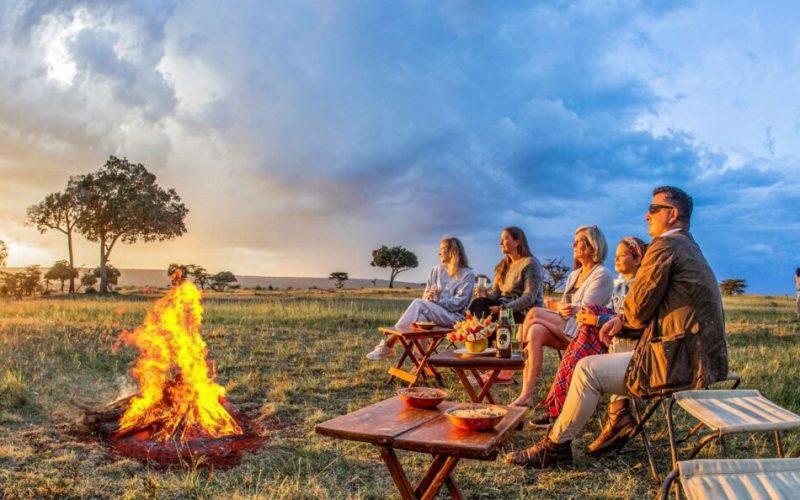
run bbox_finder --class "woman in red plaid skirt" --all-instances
[531,237,647,433]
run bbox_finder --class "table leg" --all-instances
[413,455,448,497]
[467,369,496,404]
[378,446,416,500]
[454,369,481,403]
[476,370,499,404]
[411,337,445,387]
[388,338,424,385]
[420,455,460,500]
[386,339,412,384]
[445,475,464,500]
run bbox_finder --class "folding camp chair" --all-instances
[623,373,742,483]
[666,389,800,469]
[660,458,800,499]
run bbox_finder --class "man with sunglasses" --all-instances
[506,186,729,468]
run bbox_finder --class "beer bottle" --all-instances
[496,306,512,358]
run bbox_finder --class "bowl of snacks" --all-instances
[411,321,437,331]
[397,387,448,409]
[445,404,507,431]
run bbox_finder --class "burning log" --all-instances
[83,279,265,468]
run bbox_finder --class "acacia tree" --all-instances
[329,272,349,289]
[72,156,188,293]
[370,245,418,288]
[209,271,237,292]
[27,190,82,292]
[0,240,6,268]
[45,260,79,292]
[720,278,747,296]
[542,257,570,294]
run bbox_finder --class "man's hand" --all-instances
[599,315,622,345]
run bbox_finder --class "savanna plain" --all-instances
[1,289,799,499]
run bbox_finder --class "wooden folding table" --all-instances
[378,326,452,387]
[315,396,526,499]
[428,351,525,404]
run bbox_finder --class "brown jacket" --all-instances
[623,230,728,398]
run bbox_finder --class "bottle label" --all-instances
[497,327,510,349]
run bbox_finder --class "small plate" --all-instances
[454,347,497,356]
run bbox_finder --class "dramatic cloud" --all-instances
[0,0,798,293]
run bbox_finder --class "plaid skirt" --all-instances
[541,304,615,417]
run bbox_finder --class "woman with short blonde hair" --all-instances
[511,225,614,407]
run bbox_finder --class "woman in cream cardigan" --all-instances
[511,225,614,407]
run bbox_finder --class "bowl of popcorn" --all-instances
[397,387,448,409]
[444,404,507,431]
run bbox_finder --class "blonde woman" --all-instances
[366,237,475,360]
[511,225,614,407]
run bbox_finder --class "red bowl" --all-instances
[397,387,448,409]
[445,404,507,431]
[411,321,436,331]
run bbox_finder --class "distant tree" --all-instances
[167,263,189,279]
[209,271,237,292]
[45,260,79,292]
[188,265,210,290]
[92,264,121,291]
[27,190,83,292]
[72,156,188,293]
[370,278,377,288]
[20,266,42,296]
[0,271,23,299]
[542,257,571,294]
[329,272,349,289]
[0,240,7,268]
[720,278,747,296]
[80,272,98,291]
[370,245,418,289]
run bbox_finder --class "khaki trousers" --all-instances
[608,337,637,403]
[550,352,632,443]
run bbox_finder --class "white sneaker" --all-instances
[366,341,395,360]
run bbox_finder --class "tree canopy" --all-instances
[72,156,188,293]
[720,278,747,296]
[209,271,238,292]
[45,260,79,292]
[542,257,570,294]
[329,272,349,289]
[370,245,418,288]
[27,190,82,292]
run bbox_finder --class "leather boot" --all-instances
[586,398,636,456]
[504,435,573,468]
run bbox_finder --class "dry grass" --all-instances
[0,290,798,498]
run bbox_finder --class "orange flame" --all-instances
[115,280,242,442]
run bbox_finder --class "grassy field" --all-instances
[1,289,799,498]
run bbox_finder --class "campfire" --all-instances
[83,274,264,467]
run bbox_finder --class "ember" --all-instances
[86,276,264,467]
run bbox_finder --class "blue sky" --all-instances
[0,1,798,293]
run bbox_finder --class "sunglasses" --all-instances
[648,203,675,215]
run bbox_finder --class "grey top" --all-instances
[424,264,475,314]
[795,275,800,292]
[487,255,544,313]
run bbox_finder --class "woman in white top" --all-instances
[511,225,614,407]
[366,237,475,360]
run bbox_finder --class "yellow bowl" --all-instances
[465,338,488,353]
